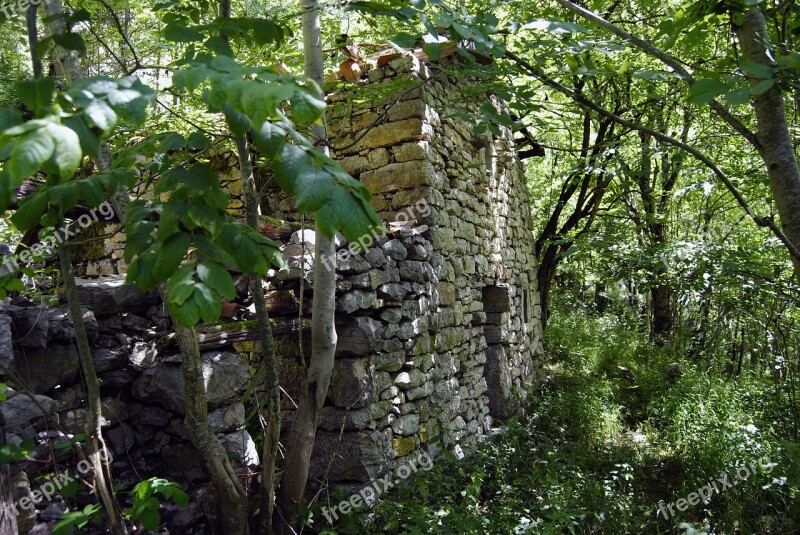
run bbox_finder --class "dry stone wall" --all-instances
[0,55,545,531]
[263,54,544,483]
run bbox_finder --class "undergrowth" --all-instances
[310,309,799,534]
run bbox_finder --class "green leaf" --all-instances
[83,100,118,137]
[223,103,251,136]
[290,90,326,124]
[48,182,80,211]
[688,78,729,105]
[64,115,100,155]
[9,128,54,181]
[15,77,56,116]
[252,121,286,158]
[43,124,82,180]
[295,164,333,213]
[52,32,87,54]
[140,508,161,531]
[78,179,105,208]
[164,23,204,43]
[392,32,418,48]
[197,261,235,300]
[250,19,284,45]
[740,59,772,79]
[0,108,22,132]
[751,78,775,95]
[153,231,192,280]
[168,264,197,306]
[275,144,312,192]
[724,87,751,105]
[193,282,221,323]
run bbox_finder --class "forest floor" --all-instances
[314,310,799,535]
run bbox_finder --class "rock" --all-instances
[132,351,249,413]
[121,313,151,332]
[93,348,127,372]
[220,429,259,468]
[12,343,79,394]
[328,359,391,409]
[399,261,433,282]
[1,389,58,435]
[7,306,50,349]
[377,283,409,302]
[311,430,393,482]
[482,285,511,313]
[484,345,513,419]
[107,423,135,455]
[40,502,67,522]
[355,119,424,151]
[208,403,245,433]
[337,317,383,357]
[381,239,408,261]
[391,413,420,435]
[75,275,159,316]
[0,313,12,373]
[336,290,377,314]
[134,405,172,427]
[664,362,684,381]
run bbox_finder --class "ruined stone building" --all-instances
[0,51,544,530]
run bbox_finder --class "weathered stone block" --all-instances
[484,345,514,419]
[337,316,383,357]
[482,285,511,313]
[361,160,434,194]
[311,430,393,482]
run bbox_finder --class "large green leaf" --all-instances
[688,78,729,105]
[12,192,49,231]
[153,231,192,280]
[8,128,54,182]
[295,164,333,213]
[42,124,82,180]
[197,261,235,300]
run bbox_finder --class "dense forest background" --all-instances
[0,0,799,533]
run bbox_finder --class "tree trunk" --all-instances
[234,133,281,535]
[734,7,800,277]
[172,320,251,535]
[651,284,672,340]
[0,412,18,535]
[274,0,337,531]
[57,218,126,535]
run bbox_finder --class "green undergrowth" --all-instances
[311,311,799,534]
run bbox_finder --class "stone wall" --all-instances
[0,53,544,531]
[263,54,544,482]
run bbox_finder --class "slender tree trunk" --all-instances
[57,217,126,535]
[734,7,800,278]
[275,0,337,531]
[0,412,18,535]
[26,3,43,79]
[234,134,281,534]
[171,319,250,535]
